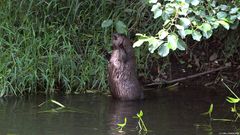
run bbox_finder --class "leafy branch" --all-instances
[134,0,240,57]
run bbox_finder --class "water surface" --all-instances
[0,86,239,135]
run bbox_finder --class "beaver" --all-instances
[107,33,143,100]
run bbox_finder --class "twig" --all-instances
[145,66,229,86]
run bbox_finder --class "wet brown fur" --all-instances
[107,34,143,100]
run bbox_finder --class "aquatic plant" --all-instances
[116,110,148,133]
[202,79,240,122]
[133,110,148,133]
[38,99,87,113]
[117,117,127,133]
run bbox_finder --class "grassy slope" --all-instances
[0,0,159,96]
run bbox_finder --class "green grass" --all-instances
[0,0,161,96]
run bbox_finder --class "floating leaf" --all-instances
[115,21,127,34]
[158,43,169,57]
[192,30,202,41]
[101,19,113,28]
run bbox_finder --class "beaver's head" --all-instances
[112,33,132,50]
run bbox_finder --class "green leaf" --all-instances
[101,19,113,28]
[117,117,127,127]
[226,97,240,104]
[151,3,162,19]
[179,17,191,28]
[179,2,189,16]
[200,23,212,33]
[211,21,219,29]
[158,43,169,57]
[165,6,175,15]
[133,40,147,48]
[177,39,187,51]
[178,29,186,38]
[192,30,202,41]
[167,34,178,50]
[158,29,169,39]
[133,34,149,48]
[230,15,237,22]
[208,104,213,114]
[217,12,227,19]
[153,9,162,19]
[218,4,228,11]
[185,29,193,35]
[202,30,213,39]
[139,110,143,117]
[191,0,200,6]
[175,24,184,30]
[218,20,230,30]
[115,21,127,34]
[229,7,239,14]
[148,39,164,53]
[149,0,158,3]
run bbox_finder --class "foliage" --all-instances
[202,80,240,122]
[102,20,128,35]
[117,117,127,133]
[116,110,148,133]
[133,110,148,133]
[0,0,168,96]
[134,0,240,57]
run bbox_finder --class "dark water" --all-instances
[0,86,239,135]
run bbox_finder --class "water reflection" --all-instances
[107,100,143,135]
[0,87,238,135]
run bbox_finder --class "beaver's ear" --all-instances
[112,33,118,41]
